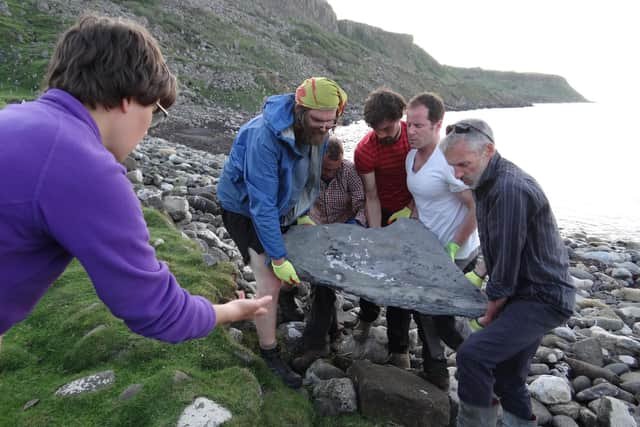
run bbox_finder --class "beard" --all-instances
[299,125,329,146]
[377,128,401,145]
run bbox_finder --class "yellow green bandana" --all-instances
[295,77,347,117]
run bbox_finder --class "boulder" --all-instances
[576,382,635,404]
[348,360,449,427]
[564,357,619,384]
[572,338,604,367]
[551,415,579,427]
[311,377,357,415]
[596,396,637,427]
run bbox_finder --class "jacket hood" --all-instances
[262,94,296,149]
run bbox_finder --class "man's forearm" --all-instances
[452,210,477,246]
[365,196,382,228]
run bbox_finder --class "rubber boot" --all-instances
[502,410,537,427]
[457,400,499,427]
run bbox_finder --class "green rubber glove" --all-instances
[296,215,316,226]
[387,206,412,224]
[445,242,460,261]
[469,318,484,332]
[271,260,300,285]
[465,271,484,288]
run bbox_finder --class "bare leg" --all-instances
[248,248,283,348]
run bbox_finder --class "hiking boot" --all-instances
[260,346,302,389]
[420,359,450,391]
[353,319,371,342]
[419,370,450,391]
[389,352,411,369]
[278,288,304,323]
[292,345,330,374]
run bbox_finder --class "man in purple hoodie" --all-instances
[0,15,270,351]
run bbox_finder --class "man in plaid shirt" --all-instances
[308,137,367,226]
[292,136,367,372]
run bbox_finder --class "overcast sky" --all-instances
[326,0,639,104]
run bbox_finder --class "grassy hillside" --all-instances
[0,0,68,106]
[0,0,586,114]
[0,209,377,427]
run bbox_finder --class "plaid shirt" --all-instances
[309,159,367,226]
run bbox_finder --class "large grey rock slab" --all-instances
[284,219,487,317]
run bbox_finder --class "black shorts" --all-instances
[222,209,265,264]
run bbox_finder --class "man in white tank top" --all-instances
[405,92,480,390]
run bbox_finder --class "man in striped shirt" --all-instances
[353,88,415,368]
[441,119,575,427]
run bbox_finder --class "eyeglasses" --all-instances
[445,123,493,143]
[150,101,169,128]
[307,114,337,131]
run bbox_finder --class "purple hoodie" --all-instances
[0,89,215,342]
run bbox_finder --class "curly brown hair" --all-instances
[363,88,406,127]
[46,15,176,110]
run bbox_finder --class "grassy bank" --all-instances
[0,209,377,426]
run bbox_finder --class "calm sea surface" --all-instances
[334,102,640,242]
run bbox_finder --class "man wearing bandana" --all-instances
[353,88,415,368]
[217,77,347,388]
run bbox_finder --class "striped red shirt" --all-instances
[354,121,412,212]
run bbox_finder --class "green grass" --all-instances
[0,208,381,426]
[0,209,317,426]
[0,0,68,103]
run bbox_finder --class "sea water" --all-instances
[334,102,640,242]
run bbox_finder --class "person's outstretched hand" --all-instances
[213,295,272,324]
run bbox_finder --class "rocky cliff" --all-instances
[0,0,587,151]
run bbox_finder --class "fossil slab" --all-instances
[284,219,487,317]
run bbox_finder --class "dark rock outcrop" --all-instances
[348,360,449,427]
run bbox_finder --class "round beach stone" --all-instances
[611,268,633,280]
[552,414,579,427]
[55,370,115,397]
[528,375,572,405]
[605,362,630,376]
[572,375,592,393]
[530,363,550,376]
[177,397,232,427]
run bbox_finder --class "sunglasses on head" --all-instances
[445,123,493,143]
[150,101,169,128]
